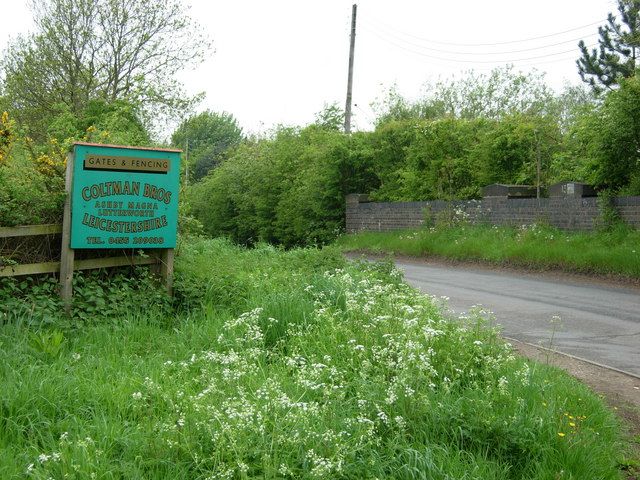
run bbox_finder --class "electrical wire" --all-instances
[361,19,599,56]
[361,13,606,47]
[361,24,597,65]
[353,104,376,125]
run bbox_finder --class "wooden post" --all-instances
[160,248,174,296]
[59,152,75,314]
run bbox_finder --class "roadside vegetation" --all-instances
[0,238,630,478]
[338,222,640,280]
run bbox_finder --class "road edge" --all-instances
[344,250,640,292]
[504,336,640,381]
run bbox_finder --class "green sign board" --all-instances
[70,142,181,249]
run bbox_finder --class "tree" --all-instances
[473,114,560,188]
[430,67,554,120]
[313,103,344,131]
[579,76,640,193]
[1,0,209,139]
[371,66,555,126]
[371,84,446,126]
[577,0,640,93]
[46,99,150,146]
[171,111,244,182]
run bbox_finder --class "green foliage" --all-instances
[0,276,62,326]
[313,102,345,131]
[0,238,627,478]
[365,119,418,201]
[71,268,172,323]
[183,67,615,248]
[474,114,561,187]
[47,100,150,146]
[29,329,65,359]
[1,0,209,140]
[189,126,377,247]
[0,100,152,227]
[367,114,561,202]
[188,110,569,247]
[372,66,555,124]
[171,110,243,182]
[0,268,173,328]
[0,161,65,226]
[0,111,15,164]
[596,190,624,231]
[577,0,640,93]
[364,69,600,202]
[372,85,446,125]
[394,118,486,200]
[575,75,640,192]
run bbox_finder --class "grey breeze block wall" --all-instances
[345,194,640,233]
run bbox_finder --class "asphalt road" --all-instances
[394,259,640,377]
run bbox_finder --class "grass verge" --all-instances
[337,223,640,280]
[0,238,631,478]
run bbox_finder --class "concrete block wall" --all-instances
[345,194,640,233]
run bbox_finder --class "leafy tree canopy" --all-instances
[47,99,150,146]
[313,103,345,131]
[171,111,244,182]
[372,66,555,126]
[1,0,209,140]
[577,0,640,93]
[579,75,640,193]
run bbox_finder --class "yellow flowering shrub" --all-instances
[0,111,15,166]
[83,124,112,144]
[22,124,114,187]
[33,138,67,178]
[0,102,145,227]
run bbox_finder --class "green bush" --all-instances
[0,268,174,328]
[579,76,640,194]
[189,126,377,247]
[0,162,64,226]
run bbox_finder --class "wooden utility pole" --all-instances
[344,4,357,134]
[534,129,541,203]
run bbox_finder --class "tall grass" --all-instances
[337,223,640,279]
[0,238,627,478]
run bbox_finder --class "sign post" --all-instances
[60,142,182,312]
[60,153,75,313]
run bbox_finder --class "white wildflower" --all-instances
[498,376,509,395]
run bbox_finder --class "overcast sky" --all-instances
[1,0,618,134]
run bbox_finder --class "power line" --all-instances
[361,20,598,56]
[361,14,605,47]
[362,25,596,65]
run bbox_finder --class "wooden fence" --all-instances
[0,223,159,278]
